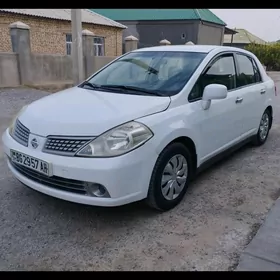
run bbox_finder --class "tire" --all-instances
[252,109,271,146]
[146,142,194,211]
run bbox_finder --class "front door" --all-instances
[187,53,244,163]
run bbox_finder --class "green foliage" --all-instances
[245,43,280,71]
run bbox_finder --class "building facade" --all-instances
[0,9,126,56]
[90,9,227,51]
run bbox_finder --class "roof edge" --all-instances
[90,9,226,26]
[193,9,201,20]
[201,19,226,27]
[224,26,238,34]
[0,9,126,29]
[85,9,126,29]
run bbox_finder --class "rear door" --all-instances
[233,53,268,137]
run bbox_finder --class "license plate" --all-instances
[10,149,51,176]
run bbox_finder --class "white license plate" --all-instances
[10,149,51,176]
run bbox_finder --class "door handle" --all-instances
[235,97,243,104]
[260,89,266,94]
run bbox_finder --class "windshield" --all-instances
[85,51,207,96]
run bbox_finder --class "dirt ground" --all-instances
[1,78,280,271]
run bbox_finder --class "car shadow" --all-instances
[192,143,252,183]
[21,142,257,226]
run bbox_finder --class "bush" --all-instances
[245,43,280,71]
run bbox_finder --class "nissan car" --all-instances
[2,45,276,211]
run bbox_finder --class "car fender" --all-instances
[154,127,198,155]
[138,114,200,168]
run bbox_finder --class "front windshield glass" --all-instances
[86,51,207,96]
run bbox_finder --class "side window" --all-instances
[188,54,236,102]
[236,54,256,87]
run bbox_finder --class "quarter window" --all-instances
[236,54,256,87]
[189,54,236,101]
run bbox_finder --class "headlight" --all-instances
[76,121,153,157]
[9,105,28,135]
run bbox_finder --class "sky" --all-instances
[210,9,280,42]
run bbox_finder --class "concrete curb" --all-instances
[237,198,280,271]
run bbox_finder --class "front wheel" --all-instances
[146,142,194,211]
[252,109,271,146]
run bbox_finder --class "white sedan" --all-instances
[2,45,276,211]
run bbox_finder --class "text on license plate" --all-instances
[10,149,50,176]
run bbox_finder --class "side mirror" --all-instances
[201,84,228,110]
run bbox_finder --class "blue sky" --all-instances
[211,9,280,42]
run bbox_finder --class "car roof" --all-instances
[132,45,251,55]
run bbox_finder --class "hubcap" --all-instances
[161,154,188,201]
[259,113,269,141]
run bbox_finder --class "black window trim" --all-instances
[188,51,264,103]
[251,58,262,83]
[233,52,263,90]
[188,51,237,103]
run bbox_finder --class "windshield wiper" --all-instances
[101,85,164,96]
[79,81,102,90]
[79,82,164,96]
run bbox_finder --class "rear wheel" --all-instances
[252,109,271,146]
[146,142,194,211]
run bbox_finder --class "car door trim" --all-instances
[188,51,265,103]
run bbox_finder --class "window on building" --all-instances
[66,34,72,55]
[93,36,105,56]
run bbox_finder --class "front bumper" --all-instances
[2,129,158,207]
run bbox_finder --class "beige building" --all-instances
[0,9,126,56]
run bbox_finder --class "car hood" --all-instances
[19,87,171,136]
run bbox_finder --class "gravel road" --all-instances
[1,80,280,271]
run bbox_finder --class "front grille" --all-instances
[43,137,93,156]
[10,160,87,195]
[12,119,30,147]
